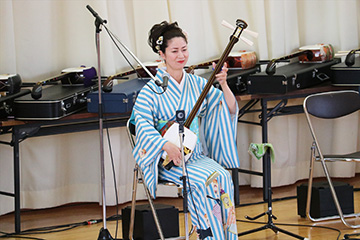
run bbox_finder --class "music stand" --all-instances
[86,5,114,240]
[238,98,308,240]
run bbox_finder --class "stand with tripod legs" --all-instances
[238,99,309,240]
[176,110,190,240]
[86,5,114,240]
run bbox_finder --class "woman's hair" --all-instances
[148,21,187,54]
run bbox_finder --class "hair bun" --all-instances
[148,21,186,54]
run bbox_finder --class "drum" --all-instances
[226,51,257,69]
[298,44,334,63]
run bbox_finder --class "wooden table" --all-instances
[231,83,359,206]
[0,111,129,233]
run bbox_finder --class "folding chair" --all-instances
[126,119,189,239]
[303,90,360,228]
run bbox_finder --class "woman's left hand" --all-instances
[213,62,228,86]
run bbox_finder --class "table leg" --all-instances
[12,127,21,233]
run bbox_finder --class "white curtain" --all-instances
[1,0,360,215]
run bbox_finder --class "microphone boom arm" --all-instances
[104,27,160,85]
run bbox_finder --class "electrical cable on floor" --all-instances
[0,217,125,240]
[0,220,94,239]
[344,232,360,239]
[236,195,297,208]
[0,217,125,239]
[0,234,45,240]
[236,218,342,240]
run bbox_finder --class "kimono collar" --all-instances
[171,70,186,92]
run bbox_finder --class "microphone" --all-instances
[162,72,170,91]
[31,83,42,100]
[86,5,107,25]
[265,50,313,75]
[102,77,113,92]
[345,49,358,67]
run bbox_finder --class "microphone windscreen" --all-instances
[162,73,170,88]
[102,80,113,93]
[31,84,42,99]
[162,72,170,91]
[265,61,276,76]
[345,51,355,66]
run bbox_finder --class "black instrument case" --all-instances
[0,90,30,119]
[14,85,96,120]
[200,66,260,95]
[247,58,340,94]
[331,56,360,86]
[0,74,30,119]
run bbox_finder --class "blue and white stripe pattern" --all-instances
[132,67,240,239]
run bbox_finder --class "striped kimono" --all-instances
[132,67,240,239]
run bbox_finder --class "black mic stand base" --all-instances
[97,227,114,240]
[238,188,308,240]
[238,212,309,240]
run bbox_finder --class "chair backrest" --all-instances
[126,118,136,149]
[304,90,360,119]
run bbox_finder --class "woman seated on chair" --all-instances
[131,21,240,239]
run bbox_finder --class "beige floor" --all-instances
[1,177,360,239]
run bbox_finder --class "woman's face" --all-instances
[160,37,189,72]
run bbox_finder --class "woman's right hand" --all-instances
[162,142,182,166]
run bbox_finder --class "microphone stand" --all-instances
[86,5,114,240]
[176,110,189,240]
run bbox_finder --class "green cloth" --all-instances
[248,143,275,163]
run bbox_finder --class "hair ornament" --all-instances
[155,36,163,52]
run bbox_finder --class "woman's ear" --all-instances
[159,50,165,61]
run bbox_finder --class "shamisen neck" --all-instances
[183,22,245,129]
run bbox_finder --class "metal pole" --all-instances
[177,110,189,240]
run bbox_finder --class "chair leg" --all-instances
[129,164,166,240]
[139,169,166,240]
[305,143,316,220]
[128,166,139,240]
[320,157,360,228]
[306,144,360,228]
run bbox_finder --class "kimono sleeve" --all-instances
[200,86,240,168]
[132,86,167,169]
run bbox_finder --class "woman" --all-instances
[131,21,240,239]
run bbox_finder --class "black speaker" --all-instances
[297,181,354,218]
[122,204,179,240]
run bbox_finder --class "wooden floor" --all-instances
[2,177,360,240]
